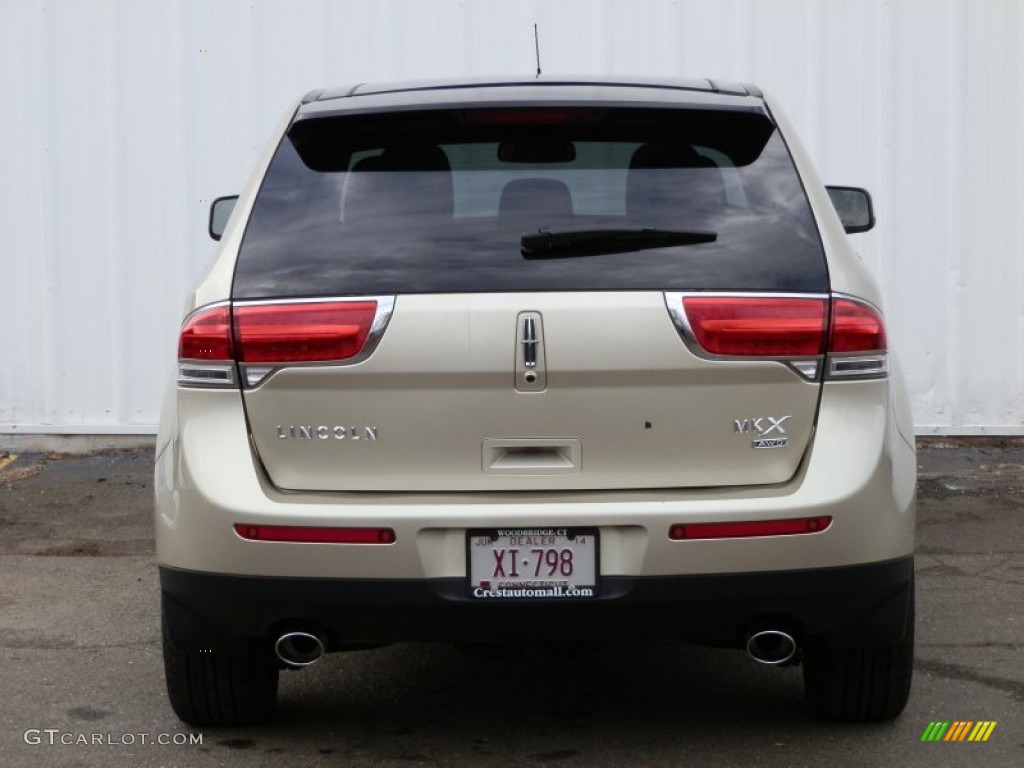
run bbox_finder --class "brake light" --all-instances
[462,108,604,125]
[830,299,886,352]
[682,297,827,356]
[233,301,377,363]
[669,516,832,540]
[672,294,889,380]
[177,298,391,388]
[178,305,232,360]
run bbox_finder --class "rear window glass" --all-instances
[233,107,827,298]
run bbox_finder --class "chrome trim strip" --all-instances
[831,291,884,314]
[177,361,236,388]
[665,291,833,301]
[179,299,231,327]
[786,362,819,382]
[521,316,538,368]
[234,295,392,308]
[827,354,889,379]
[244,366,274,387]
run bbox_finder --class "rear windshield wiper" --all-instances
[521,226,717,259]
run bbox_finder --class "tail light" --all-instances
[178,304,233,360]
[668,293,888,380]
[177,303,236,387]
[830,299,886,352]
[826,298,888,378]
[682,297,827,356]
[234,302,378,363]
[177,297,394,388]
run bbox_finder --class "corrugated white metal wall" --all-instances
[1,0,1021,435]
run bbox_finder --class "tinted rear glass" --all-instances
[233,107,827,298]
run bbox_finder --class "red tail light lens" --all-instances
[178,305,232,360]
[233,301,378,363]
[683,297,827,356]
[830,299,887,352]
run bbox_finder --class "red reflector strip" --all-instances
[234,524,395,544]
[233,301,377,363]
[178,305,233,360]
[669,516,832,540]
[683,297,826,356]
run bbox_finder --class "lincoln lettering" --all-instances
[276,425,378,441]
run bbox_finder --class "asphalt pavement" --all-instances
[0,440,1021,768]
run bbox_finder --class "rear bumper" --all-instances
[161,555,913,654]
[155,382,916,581]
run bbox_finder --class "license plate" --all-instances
[467,528,598,600]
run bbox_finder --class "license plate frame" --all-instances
[466,527,599,600]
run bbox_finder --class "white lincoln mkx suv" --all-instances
[155,75,916,725]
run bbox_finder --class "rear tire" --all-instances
[802,587,914,721]
[161,604,279,726]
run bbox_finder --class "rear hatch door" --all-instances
[232,101,829,492]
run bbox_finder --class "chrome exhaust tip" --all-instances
[745,629,797,665]
[274,631,325,668]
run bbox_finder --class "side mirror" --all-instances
[826,186,874,234]
[209,196,239,241]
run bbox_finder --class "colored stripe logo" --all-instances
[921,721,997,742]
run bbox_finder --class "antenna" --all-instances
[534,23,542,77]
